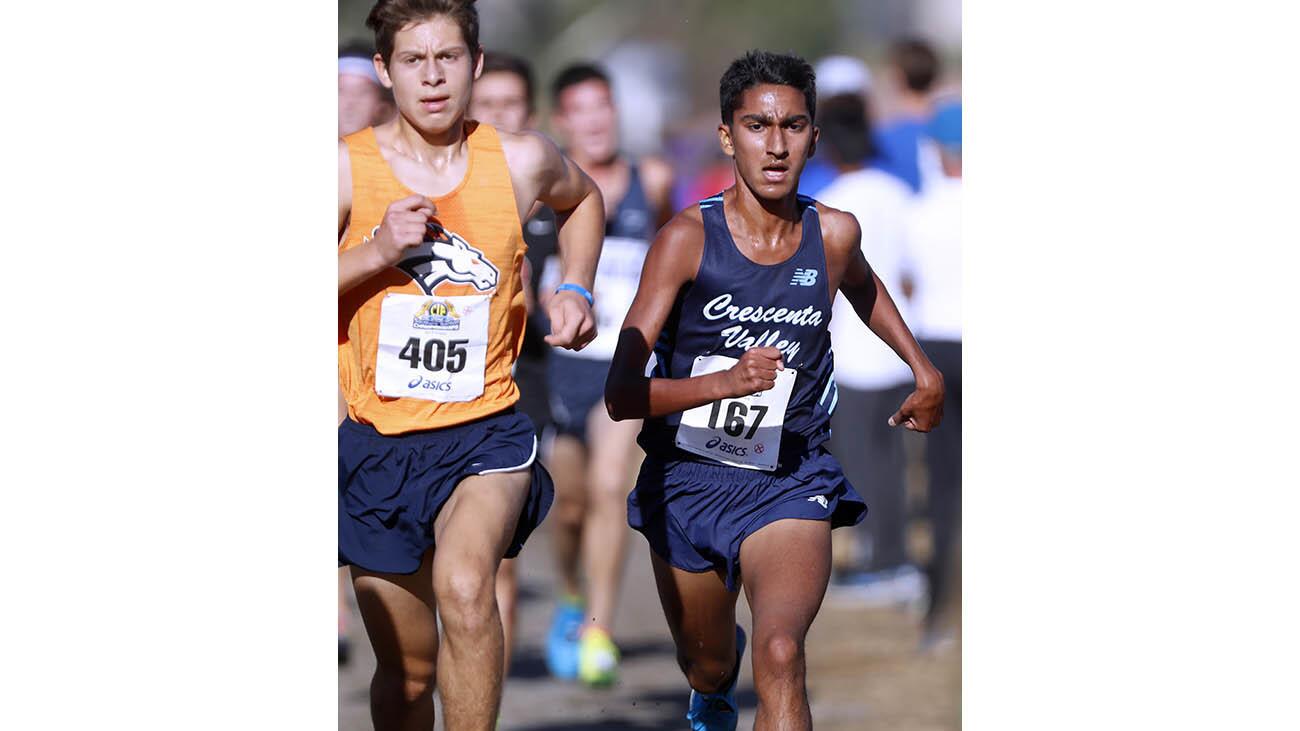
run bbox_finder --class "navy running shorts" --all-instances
[339,408,554,575]
[627,446,867,591]
[546,351,611,443]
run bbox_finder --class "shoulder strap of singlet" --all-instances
[624,161,644,203]
[696,192,735,273]
[343,127,393,186]
[466,120,505,155]
[341,127,396,241]
[463,122,519,211]
[798,196,831,287]
[697,192,724,211]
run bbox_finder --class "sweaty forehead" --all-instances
[393,15,468,52]
[735,84,809,119]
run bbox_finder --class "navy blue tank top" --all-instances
[607,163,654,240]
[639,193,839,466]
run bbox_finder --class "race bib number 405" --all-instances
[375,293,490,402]
[675,354,796,472]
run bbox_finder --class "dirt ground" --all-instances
[338,516,960,730]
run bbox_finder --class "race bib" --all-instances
[675,354,797,472]
[375,293,491,402]
[540,236,647,361]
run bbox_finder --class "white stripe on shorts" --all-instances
[476,435,538,475]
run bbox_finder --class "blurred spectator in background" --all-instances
[338,42,395,137]
[818,94,924,604]
[901,100,961,645]
[799,55,873,198]
[467,49,554,679]
[875,38,942,194]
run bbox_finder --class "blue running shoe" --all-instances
[545,596,584,680]
[686,625,747,731]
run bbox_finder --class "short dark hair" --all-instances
[817,94,877,167]
[889,38,940,93]
[551,62,611,105]
[718,50,817,125]
[366,0,480,67]
[480,51,535,113]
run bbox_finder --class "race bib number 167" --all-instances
[675,354,796,472]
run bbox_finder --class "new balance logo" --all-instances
[808,495,829,509]
[790,268,819,287]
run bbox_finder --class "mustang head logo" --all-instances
[391,223,500,295]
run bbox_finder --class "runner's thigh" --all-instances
[650,550,740,655]
[739,518,833,630]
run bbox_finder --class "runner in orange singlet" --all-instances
[338,2,604,728]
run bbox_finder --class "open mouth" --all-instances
[419,96,450,113]
[761,164,789,182]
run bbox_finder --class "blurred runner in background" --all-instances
[537,61,675,688]
[468,48,554,679]
[338,40,397,666]
[340,42,397,138]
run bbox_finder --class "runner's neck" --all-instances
[724,185,802,250]
[384,115,470,168]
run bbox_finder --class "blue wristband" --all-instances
[555,283,594,307]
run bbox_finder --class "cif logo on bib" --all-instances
[412,299,461,331]
[370,222,500,295]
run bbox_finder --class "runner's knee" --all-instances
[434,566,497,634]
[372,662,435,706]
[754,631,804,680]
[588,473,629,503]
[553,490,587,526]
[680,644,736,694]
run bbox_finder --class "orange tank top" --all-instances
[339,123,527,435]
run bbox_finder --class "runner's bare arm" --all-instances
[605,211,782,420]
[336,140,437,295]
[502,130,602,349]
[823,205,944,431]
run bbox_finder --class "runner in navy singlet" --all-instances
[536,61,675,687]
[605,50,944,731]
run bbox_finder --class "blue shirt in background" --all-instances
[797,158,839,197]
[873,117,928,194]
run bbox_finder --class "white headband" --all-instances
[339,57,381,84]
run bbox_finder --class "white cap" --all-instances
[815,55,871,97]
[339,56,381,85]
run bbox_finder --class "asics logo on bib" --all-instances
[379,223,500,295]
[789,268,819,287]
[407,375,454,391]
[704,436,748,457]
